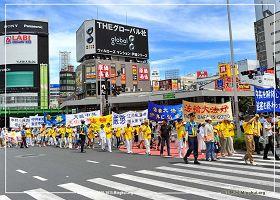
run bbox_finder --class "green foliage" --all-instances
[233,134,246,150]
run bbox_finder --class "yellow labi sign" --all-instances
[218,63,238,77]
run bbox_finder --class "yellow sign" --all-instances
[218,63,238,77]
[183,101,233,123]
[90,115,112,127]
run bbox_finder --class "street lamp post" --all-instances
[226,0,241,137]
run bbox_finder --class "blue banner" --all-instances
[148,102,182,122]
[44,113,66,126]
[254,87,280,113]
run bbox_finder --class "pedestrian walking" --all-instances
[175,119,186,158]
[219,119,233,157]
[20,125,28,148]
[105,123,112,152]
[243,115,257,165]
[198,123,206,154]
[183,113,200,164]
[115,127,122,149]
[262,115,280,160]
[160,119,171,157]
[143,120,152,155]
[79,120,88,153]
[99,124,106,151]
[124,124,133,154]
[253,114,262,154]
[204,117,216,161]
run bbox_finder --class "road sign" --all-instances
[163,92,175,100]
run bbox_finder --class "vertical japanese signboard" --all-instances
[132,65,138,85]
[138,67,149,81]
[40,64,48,109]
[121,64,126,85]
[97,64,110,78]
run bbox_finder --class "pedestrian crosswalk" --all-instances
[1,153,280,200]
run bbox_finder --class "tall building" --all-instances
[59,66,76,101]
[0,20,49,109]
[49,84,60,108]
[150,69,160,82]
[255,0,280,21]
[75,19,150,100]
[165,69,179,80]
[59,51,71,71]
[254,11,280,71]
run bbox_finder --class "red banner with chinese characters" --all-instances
[111,66,116,84]
[138,67,149,81]
[132,65,138,85]
[98,64,110,79]
[121,67,126,85]
[183,101,233,122]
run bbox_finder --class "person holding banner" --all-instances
[124,124,134,154]
[175,119,186,158]
[242,115,257,165]
[183,113,200,164]
[105,123,113,153]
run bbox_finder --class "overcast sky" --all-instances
[1,0,258,83]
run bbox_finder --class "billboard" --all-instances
[138,67,149,81]
[196,70,208,79]
[0,20,48,35]
[40,64,48,109]
[76,19,149,61]
[0,34,38,65]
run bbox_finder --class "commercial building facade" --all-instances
[59,65,76,101]
[165,69,179,80]
[75,19,150,101]
[0,20,49,109]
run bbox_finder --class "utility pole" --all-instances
[226,0,241,137]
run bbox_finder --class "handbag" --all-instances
[259,136,267,144]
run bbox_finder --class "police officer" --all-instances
[79,120,88,153]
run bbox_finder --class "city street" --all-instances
[0,147,280,200]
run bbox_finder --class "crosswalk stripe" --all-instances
[86,160,99,164]
[88,178,185,200]
[217,158,280,169]
[173,163,280,179]
[110,164,127,168]
[24,188,65,200]
[33,176,48,181]
[234,153,267,158]
[113,173,250,200]
[136,170,280,199]
[16,169,27,174]
[0,195,12,200]
[194,158,278,173]
[58,182,124,200]
[158,166,278,188]
[226,155,280,163]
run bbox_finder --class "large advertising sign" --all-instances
[40,64,48,109]
[0,34,38,65]
[0,20,48,35]
[76,19,149,61]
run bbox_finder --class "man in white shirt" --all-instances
[263,115,279,160]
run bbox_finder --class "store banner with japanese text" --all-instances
[9,117,30,128]
[112,109,148,128]
[254,87,280,113]
[183,101,233,122]
[148,102,182,122]
[66,110,100,126]
[90,115,112,127]
[44,113,66,126]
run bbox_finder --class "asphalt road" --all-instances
[0,146,280,200]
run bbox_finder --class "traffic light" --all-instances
[241,70,255,79]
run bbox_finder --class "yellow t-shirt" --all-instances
[243,122,254,135]
[228,123,235,137]
[26,129,32,138]
[220,122,233,138]
[143,125,152,140]
[48,128,56,138]
[105,127,112,139]
[252,121,262,136]
[176,123,185,140]
[124,127,133,140]
[66,127,73,138]
[58,127,66,138]
[115,128,122,137]
[40,127,47,136]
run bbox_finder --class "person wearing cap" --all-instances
[160,119,172,157]
[263,115,280,160]
[219,119,233,157]
[143,120,152,155]
[183,113,200,164]
[204,117,216,161]
[242,115,257,165]
[252,114,262,155]
[79,120,88,153]
[175,119,186,158]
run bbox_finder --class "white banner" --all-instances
[29,115,44,128]
[112,109,148,128]
[9,117,30,129]
[66,110,100,126]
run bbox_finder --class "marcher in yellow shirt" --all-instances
[25,127,32,147]
[66,125,73,149]
[40,124,47,147]
[252,115,262,154]
[175,120,186,158]
[219,119,233,156]
[142,121,152,155]
[58,125,66,148]
[105,123,112,152]
[115,127,122,149]
[124,124,133,154]
[243,115,257,165]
